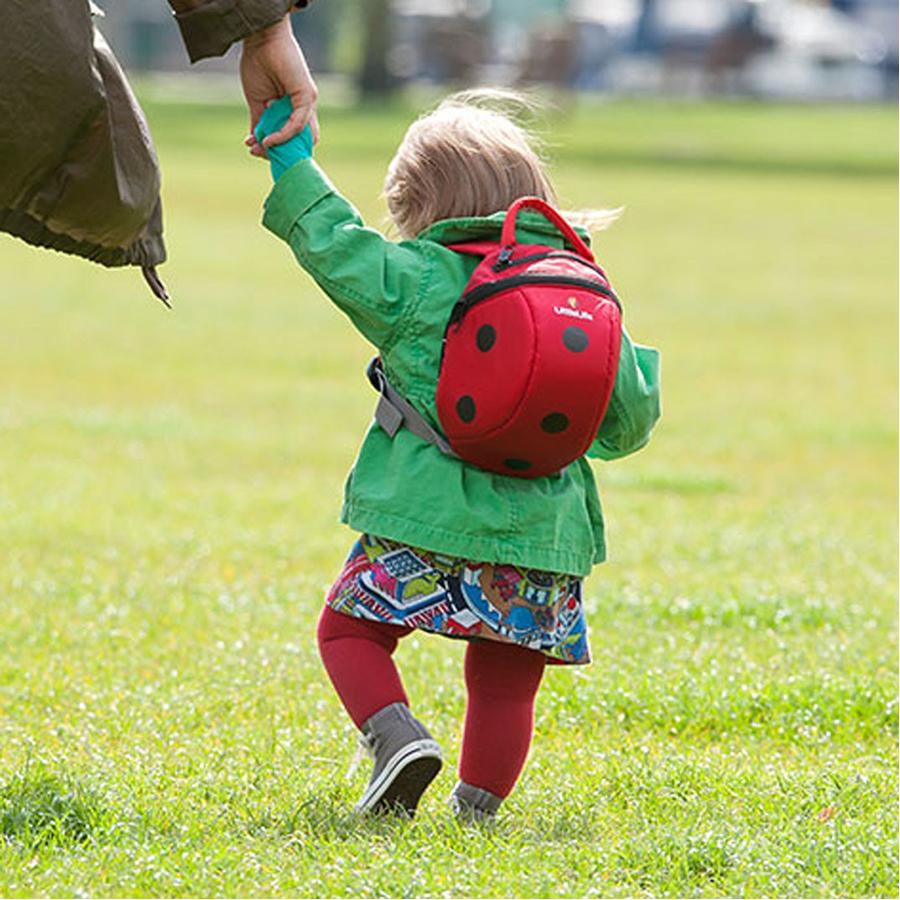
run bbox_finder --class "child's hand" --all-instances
[252,96,314,182]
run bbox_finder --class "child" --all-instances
[253,92,661,820]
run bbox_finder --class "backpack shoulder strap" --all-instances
[366,358,459,459]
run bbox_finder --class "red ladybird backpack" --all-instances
[367,197,623,478]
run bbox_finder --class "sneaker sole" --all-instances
[355,739,442,816]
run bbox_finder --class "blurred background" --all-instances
[100,0,898,102]
[0,0,896,896]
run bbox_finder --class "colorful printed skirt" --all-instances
[326,533,590,665]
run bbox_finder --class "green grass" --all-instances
[0,95,897,897]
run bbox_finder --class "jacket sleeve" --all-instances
[167,0,311,63]
[587,329,661,461]
[261,159,429,349]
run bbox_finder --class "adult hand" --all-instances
[240,15,319,158]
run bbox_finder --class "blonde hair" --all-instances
[384,90,620,239]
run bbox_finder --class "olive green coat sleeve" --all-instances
[0,1,165,272]
[168,0,313,62]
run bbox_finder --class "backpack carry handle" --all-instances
[501,197,594,261]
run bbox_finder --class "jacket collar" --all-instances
[419,210,592,249]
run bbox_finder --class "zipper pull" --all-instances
[448,300,467,328]
[494,244,515,271]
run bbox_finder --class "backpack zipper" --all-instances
[449,273,621,327]
[493,249,608,278]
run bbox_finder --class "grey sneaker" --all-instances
[354,703,442,816]
[450,781,503,822]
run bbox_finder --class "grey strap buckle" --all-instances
[374,392,403,437]
[366,358,459,459]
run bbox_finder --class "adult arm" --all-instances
[0,1,167,299]
[167,0,310,63]
[168,1,319,143]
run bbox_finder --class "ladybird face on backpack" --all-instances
[437,264,621,478]
[369,198,623,480]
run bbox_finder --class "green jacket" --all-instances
[263,160,661,576]
[0,1,306,290]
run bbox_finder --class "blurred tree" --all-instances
[633,0,659,53]
[291,0,341,72]
[358,0,394,96]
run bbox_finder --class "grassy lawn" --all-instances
[0,95,896,897]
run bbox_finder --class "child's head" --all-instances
[385,91,559,239]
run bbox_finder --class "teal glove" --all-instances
[253,96,314,182]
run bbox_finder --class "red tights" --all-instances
[316,605,545,799]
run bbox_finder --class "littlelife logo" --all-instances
[554,305,594,321]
